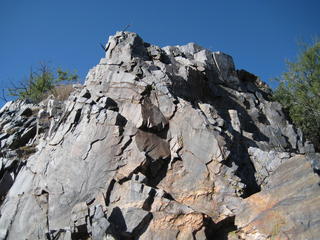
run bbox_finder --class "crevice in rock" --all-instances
[224,152,261,198]
[0,159,27,204]
[257,110,270,125]
[132,212,153,239]
[169,100,178,120]
[45,197,50,239]
[116,161,146,185]
[81,91,91,99]
[142,188,156,211]
[9,125,37,150]
[219,131,261,198]
[116,136,132,157]
[0,161,5,182]
[252,92,261,107]
[243,98,251,110]
[107,206,153,240]
[82,136,106,160]
[46,228,71,239]
[0,171,14,204]
[169,157,182,169]
[105,97,119,112]
[71,108,82,131]
[204,215,237,240]
[162,192,175,201]
[14,159,26,176]
[115,114,128,137]
[281,134,296,153]
[71,224,90,240]
[107,207,129,239]
[118,176,133,185]
[208,91,265,198]
[140,84,155,98]
[86,197,95,206]
[105,179,116,206]
[139,156,170,188]
[46,229,66,240]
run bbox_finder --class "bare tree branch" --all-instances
[0,89,8,103]
[122,24,131,32]
[100,43,107,52]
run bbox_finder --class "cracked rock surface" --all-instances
[0,31,319,240]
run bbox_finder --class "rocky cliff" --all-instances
[0,32,319,240]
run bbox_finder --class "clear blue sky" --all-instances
[0,0,319,104]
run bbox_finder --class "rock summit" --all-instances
[0,32,319,240]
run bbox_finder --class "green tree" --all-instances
[273,39,320,150]
[8,63,78,103]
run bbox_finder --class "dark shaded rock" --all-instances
[79,88,91,99]
[135,130,170,161]
[0,172,14,199]
[237,69,257,82]
[20,108,33,117]
[140,98,168,131]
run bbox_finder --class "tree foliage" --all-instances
[273,39,320,150]
[8,63,78,103]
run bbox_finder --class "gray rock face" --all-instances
[235,154,320,240]
[0,31,318,240]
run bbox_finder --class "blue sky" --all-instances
[0,0,319,104]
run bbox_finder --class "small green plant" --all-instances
[228,230,238,239]
[8,63,78,103]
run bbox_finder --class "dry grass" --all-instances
[51,84,76,101]
[17,145,37,160]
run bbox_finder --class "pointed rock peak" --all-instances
[104,31,150,64]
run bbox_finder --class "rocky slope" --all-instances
[0,31,319,240]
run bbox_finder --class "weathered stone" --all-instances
[0,31,318,240]
[248,147,291,186]
[213,51,239,85]
[120,207,151,233]
[135,130,170,160]
[140,98,168,131]
[235,155,320,240]
[92,218,109,240]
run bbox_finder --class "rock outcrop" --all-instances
[0,31,319,240]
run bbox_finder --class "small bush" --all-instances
[8,63,78,103]
[273,39,320,150]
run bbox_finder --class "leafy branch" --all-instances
[8,63,78,103]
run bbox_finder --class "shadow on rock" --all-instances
[204,216,237,240]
